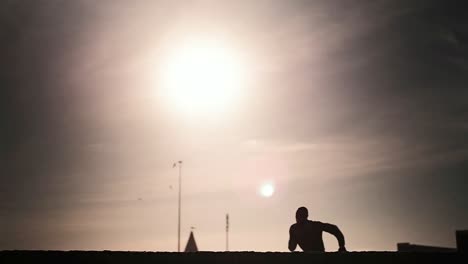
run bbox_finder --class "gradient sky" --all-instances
[1,0,468,252]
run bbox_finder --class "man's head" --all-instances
[296,206,308,223]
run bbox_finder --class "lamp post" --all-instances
[226,214,229,251]
[173,160,183,252]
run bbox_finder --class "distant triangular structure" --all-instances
[184,231,199,252]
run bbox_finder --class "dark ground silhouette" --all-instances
[1,251,466,264]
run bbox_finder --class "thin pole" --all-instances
[178,161,182,252]
[226,214,229,251]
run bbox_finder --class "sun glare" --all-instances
[161,39,246,116]
[260,183,275,198]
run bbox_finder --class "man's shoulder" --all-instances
[289,222,304,232]
[309,220,324,225]
[289,223,298,230]
[291,220,323,227]
[306,220,326,228]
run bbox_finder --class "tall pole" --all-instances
[177,161,182,252]
[226,213,229,251]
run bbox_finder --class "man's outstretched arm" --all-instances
[288,226,297,251]
[322,223,346,251]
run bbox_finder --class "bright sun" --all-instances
[161,39,246,116]
[260,183,275,198]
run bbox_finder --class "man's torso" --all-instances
[290,220,325,252]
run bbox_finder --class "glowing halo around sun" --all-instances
[259,183,275,198]
[160,38,247,116]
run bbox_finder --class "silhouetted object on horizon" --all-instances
[226,214,229,251]
[173,160,183,252]
[397,230,467,253]
[456,230,468,253]
[184,231,199,252]
[288,206,346,252]
[397,243,456,253]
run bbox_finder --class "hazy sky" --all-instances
[1,0,468,251]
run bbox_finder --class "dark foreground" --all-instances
[1,251,467,264]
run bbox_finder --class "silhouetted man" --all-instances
[288,206,346,252]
